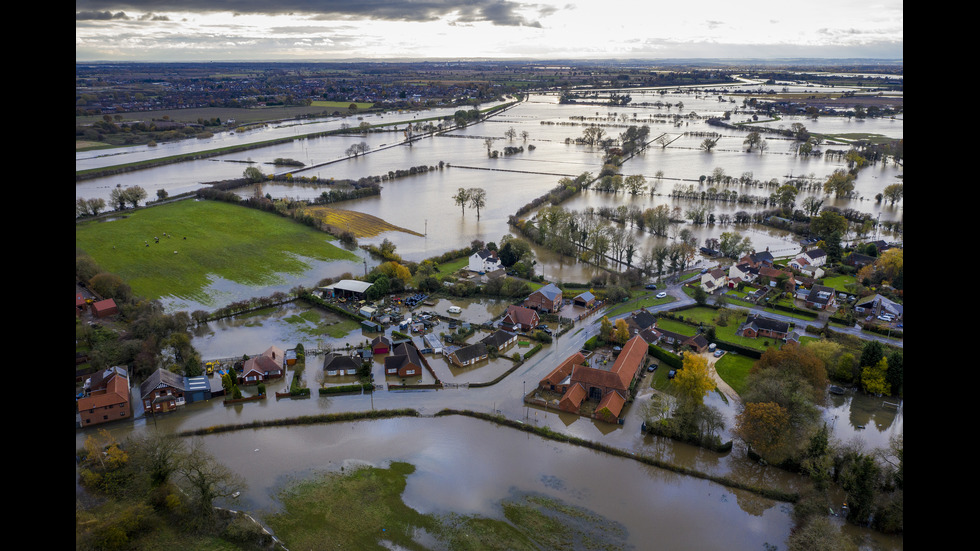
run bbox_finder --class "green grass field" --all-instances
[76,200,357,304]
[265,461,626,551]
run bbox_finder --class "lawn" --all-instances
[714,353,756,395]
[76,199,357,304]
[821,274,857,293]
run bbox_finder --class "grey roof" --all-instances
[139,368,186,398]
[320,279,373,294]
[185,375,210,392]
[322,353,360,371]
[743,314,789,334]
[534,283,562,301]
[480,329,516,348]
[452,342,488,363]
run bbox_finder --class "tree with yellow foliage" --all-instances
[612,318,630,345]
[673,354,714,405]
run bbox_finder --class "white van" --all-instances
[448,306,462,314]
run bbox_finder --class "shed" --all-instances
[92,298,118,318]
[184,375,212,403]
[573,291,596,308]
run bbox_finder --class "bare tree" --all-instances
[176,439,247,525]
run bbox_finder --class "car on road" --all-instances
[656,292,667,299]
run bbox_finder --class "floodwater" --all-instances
[77,80,903,549]
[78,86,902,312]
[191,416,796,550]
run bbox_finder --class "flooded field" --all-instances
[77,78,903,550]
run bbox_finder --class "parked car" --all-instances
[714,350,724,358]
[668,369,677,379]
[645,283,657,290]
[656,292,667,299]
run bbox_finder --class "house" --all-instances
[480,329,518,353]
[844,252,876,268]
[755,265,798,291]
[371,335,392,354]
[653,326,709,353]
[322,353,361,376]
[801,284,836,310]
[385,341,428,377]
[728,263,758,287]
[701,268,727,293]
[91,298,118,318]
[524,283,563,313]
[139,367,186,414]
[240,346,286,384]
[539,351,584,394]
[78,366,131,427]
[573,291,596,308]
[447,342,488,367]
[788,257,824,279]
[468,248,502,273]
[738,250,774,269]
[625,310,658,335]
[500,305,539,332]
[855,294,903,319]
[539,335,647,422]
[799,248,827,268]
[738,314,790,339]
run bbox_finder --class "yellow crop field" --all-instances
[302,206,423,238]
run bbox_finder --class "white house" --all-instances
[728,263,758,286]
[802,248,827,267]
[700,268,727,293]
[468,248,501,273]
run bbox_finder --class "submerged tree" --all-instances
[453,188,470,216]
[468,187,487,219]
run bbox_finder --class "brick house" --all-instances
[523,283,563,313]
[322,353,360,376]
[239,346,285,384]
[139,368,186,414]
[447,342,488,367]
[385,342,428,377]
[500,305,540,332]
[78,366,131,427]
[738,314,790,339]
[539,335,647,422]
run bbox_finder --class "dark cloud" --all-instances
[76,10,131,20]
[76,0,544,26]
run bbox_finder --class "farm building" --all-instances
[319,280,373,300]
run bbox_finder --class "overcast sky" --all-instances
[76,0,904,62]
